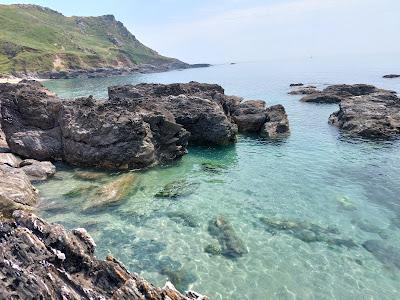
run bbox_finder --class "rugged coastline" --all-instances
[0,79,289,298]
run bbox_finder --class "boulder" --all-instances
[329,91,400,138]
[0,211,208,299]
[300,93,343,103]
[19,159,56,182]
[232,100,267,132]
[261,105,290,138]
[86,173,136,209]
[0,153,21,167]
[0,164,38,217]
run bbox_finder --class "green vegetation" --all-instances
[0,4,182,76]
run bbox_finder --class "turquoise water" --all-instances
[38,55,400,299]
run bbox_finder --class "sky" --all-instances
[1,0,399,63]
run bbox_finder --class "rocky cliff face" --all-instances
[1,80,290,170]
[0,210,207,300]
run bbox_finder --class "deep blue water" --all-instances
[39,55,400,299]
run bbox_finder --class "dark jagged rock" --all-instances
[301,93,343,103]
[291,83,400,138]
[1,80,290,170]
[232,100,267,132]
[288,86,318,95]
[289,83,304,87]
[363,240,400,270]
[383,74,400,79]
[0,211,207,299]
[299,84,381,103]
[329,91,400,138]
[261,105,290,138]
[207,216,248,259]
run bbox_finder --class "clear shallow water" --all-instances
[39,55,400,299]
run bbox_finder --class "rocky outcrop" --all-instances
[1,81,290,169]
[261,105,290,138]
[0,165,38,217]
[383,74,400,79]
[288,85,317,95]
[299,84,381,103]
[0,152,55,217]
[0,211,208,299]
[290,83,400,138]
[329,91,400,138]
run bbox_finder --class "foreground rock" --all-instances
[1,80,290,170]
[0,211,207,299]
[261,105,290,138]
[0,165,38,217]
[290,83,400,138]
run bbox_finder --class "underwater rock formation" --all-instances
[0,211,207,299]
[85,173,136,209]
[363,240,400,270]
[155,180,198,199]
[207,216,248,258]
[1,80,290,170]
[259,217,357,248]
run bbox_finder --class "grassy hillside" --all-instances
[0,4,186,76]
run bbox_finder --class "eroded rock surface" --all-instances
[0,211,208,300]
[1,80,290,170]
[290,83,400,138]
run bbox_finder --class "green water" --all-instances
[38,56,400,299]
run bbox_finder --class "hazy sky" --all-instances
[1,0,399,63]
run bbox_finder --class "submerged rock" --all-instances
[63,185,97,199]
[363,240,400,270]
[167,211,199,227]
[0,211,206,299]
[204,243,222,256]
[201,161,227,174]
[73,170,108,181]
[207,216,248,258]
[336,195,357,211]
[86,173,136,209]
[259,217,357,248]
[155,180,198,199]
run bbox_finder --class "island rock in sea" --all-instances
[290,83,400,138]
[0,80,289,170]
[0,210,207,300]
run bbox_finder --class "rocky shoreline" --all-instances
[0,80,289,170]
[289,83,400,138]
[0,79,290,298]
[1,63,212,81]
